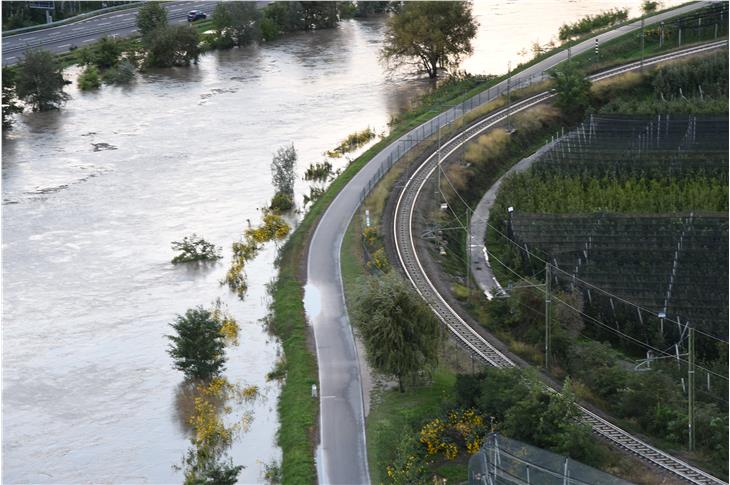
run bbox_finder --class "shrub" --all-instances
[102,60,136,85]
[171,234,222,263]
[78,66,101,91]
[270,192,294,212]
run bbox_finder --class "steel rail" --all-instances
[391,41,728,485]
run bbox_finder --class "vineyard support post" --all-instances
[688,326,695,451]
[544,263,551,371]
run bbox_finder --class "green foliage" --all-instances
[171,234,222,263]
[212,2,262,47]
[261,1,305,39]
[102,60,136,85]
[304,161,333,181]
[301,1,339,30]
[77,66,102,91]
[167,307,227,381]
[93,35,123,69]
[381,1,478,79]
[558,8,628,41]
[494,173,728,214]
[326,127,376,157]
[352,273,441,392]
[455,369,604,466]
[354,1,390,18]
[15,49,69,111]
[270,191,294,212]
[549,62,592,118]
[642,1,659,14]
[2,66,23,129]
[136,1,168,42]
[145,24,201,67]
[271,144,297,196]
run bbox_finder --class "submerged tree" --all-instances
[2,66,23,129]
[270,144,297,210]
[136,1,168,43]
[15,49,69,111]
[212,2,262,47]
[352,273,441,392]
[381,1,478,79]
[167,307,228,381]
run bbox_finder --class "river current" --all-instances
[2,2,675,482]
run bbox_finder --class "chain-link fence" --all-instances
[468,433,633,485]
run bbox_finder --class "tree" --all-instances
[642,1,659,14]
[137,1,168,43]
[15,49,69,111]
[301,2,338,30]
[352,273,441,392]
[271,143,297,200]
[549,62,591,118]
[2,66,23,129]
[167,307,227,381]
[212,2,261,47]
[146,25,201,68]
[381,1,478,79]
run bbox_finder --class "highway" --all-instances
[304,2,717,484]
[1,1,217,66]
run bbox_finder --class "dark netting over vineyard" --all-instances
[509,212,728,344]
[534,115,728,179]
[468,433,631,485]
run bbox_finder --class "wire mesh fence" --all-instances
[535,114,729,179]
[468,433,632,485]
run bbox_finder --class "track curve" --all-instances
[391,42,728,485]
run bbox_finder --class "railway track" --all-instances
[391,41,728,485]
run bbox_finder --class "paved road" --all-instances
[304,2,709,484]
[1,1,217,66]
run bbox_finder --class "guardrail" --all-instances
[2,2,140,38]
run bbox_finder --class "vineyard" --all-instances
[534,115,728,179]
[509,212,728,345]
[492,114,729,350]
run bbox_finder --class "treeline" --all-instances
[208,0,391,48]
[558,8,628,41]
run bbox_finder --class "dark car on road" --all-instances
[187,10,207,21]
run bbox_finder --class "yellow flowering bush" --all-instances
[225,210,290,298]
[362,226,380,248]
[418,408,485,461]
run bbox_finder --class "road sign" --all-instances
[29,2,54,9]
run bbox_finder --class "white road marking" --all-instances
[81,39,94,43]
[58,44,71,49]
[97,22,110,26]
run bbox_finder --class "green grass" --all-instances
[366,368,458,485]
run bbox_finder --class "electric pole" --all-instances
[545,262,551,371]
[640,18,645,71]
[507,61,512,132]
[688,326,695,451]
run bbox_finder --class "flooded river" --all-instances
[2,2,676,483]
